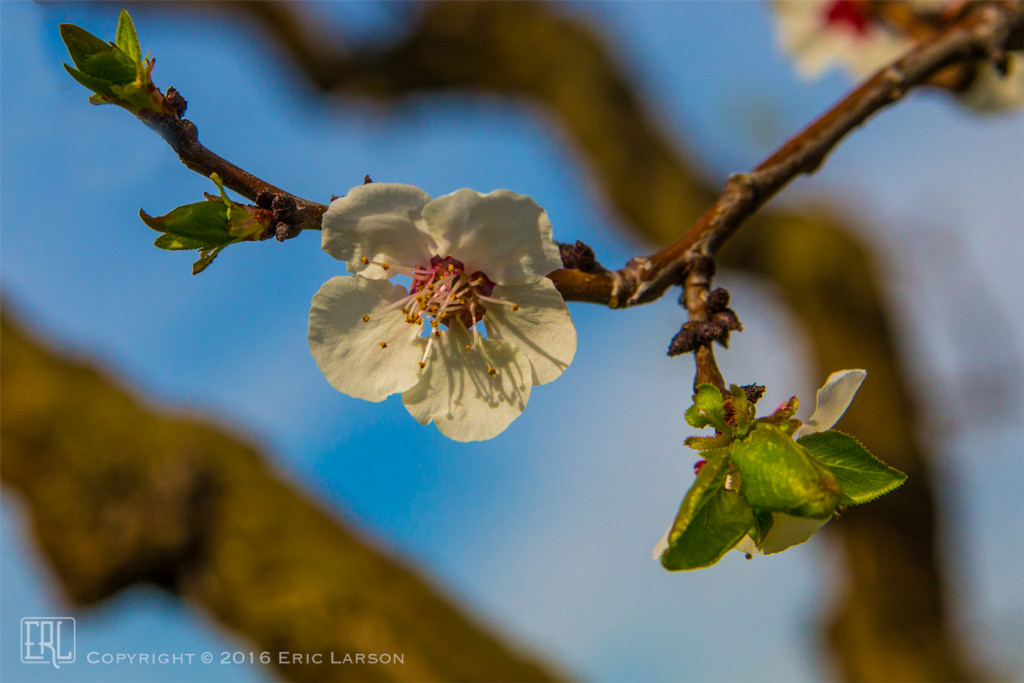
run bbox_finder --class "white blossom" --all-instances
[773,0,1024,112]
[308,183,576,442]
[773,0,910,79]
[957,54,1024,112]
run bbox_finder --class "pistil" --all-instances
[359,254,521,373]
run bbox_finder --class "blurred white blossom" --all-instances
[773,0,1024,111]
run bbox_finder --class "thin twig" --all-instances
[135,111,327,233]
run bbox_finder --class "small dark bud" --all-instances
[165,87,187,117]
[558,240,604,273]
[706,287,730,312]
[271,194,296,214]
[723,400,737,428]
[694,320,724,344]
[712,309,742,332]
[275,222,298,242]
[256,191,275,210]
[364,174,374,184]
[669,315,737,356]
[668,326,699,357]
[741,384,766,405]
[271,195,297,225]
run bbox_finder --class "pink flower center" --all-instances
[409,256,498,328]
[359,254,519,371]
[824,0,872,36]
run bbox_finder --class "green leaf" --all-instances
[685,384,731,434]
[756,396,800,434]
[748,510,774,545]
[661,488,755,571]
[116,10,142,64]
[192,248,223,275]
[684,433,730,451]
[153,234,208,251]
[139,203,235,246]
[63,64,118,99]
[730,424,842,519]
[60,22,137,91]
[59,24,112,70]
[799,430,907,505]
[80,47,137,86]
[662,449,730,547]
[729,384,752,432]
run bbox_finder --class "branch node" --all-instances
[706,287,730,312]
[741,384,766,404]
[255,190,274,210]
[165,87,187,118]
[275,222,301,242]
[609,270,629,309]
[558,240,606,274]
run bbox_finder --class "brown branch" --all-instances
[118,2,1018,280]
[135,108,327,234]
[563,0,1022,309]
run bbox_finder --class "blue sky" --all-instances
[2,2,1022,682]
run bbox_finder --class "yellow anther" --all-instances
[433,330,441,337]
[381,262,390,270]
[487,367,497,376]
[361,315,370,323]
[447,264,455,272]
[418,361,426,369]
[431,319,439,328]
[512,304,519,311]
[379,342,388,349]
[464,345,471,352]
[361,256,369,264]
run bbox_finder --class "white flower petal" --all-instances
[793,369,866,439]
[422,189,562,286]
[774,0,911,80]
[401,323,532,442]
[483,278,576,386]
[734,535,758,555]
[309,276,426,402]
[652,527,670,560]
[958,53,1024,112]
[321,183,436,279]
[753,513,830,555]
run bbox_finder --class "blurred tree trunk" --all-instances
[1,312,560,683]
[720,214,975,682]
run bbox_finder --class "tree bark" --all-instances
[1,312,560,683]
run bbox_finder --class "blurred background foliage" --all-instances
[2,2,1021,682]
